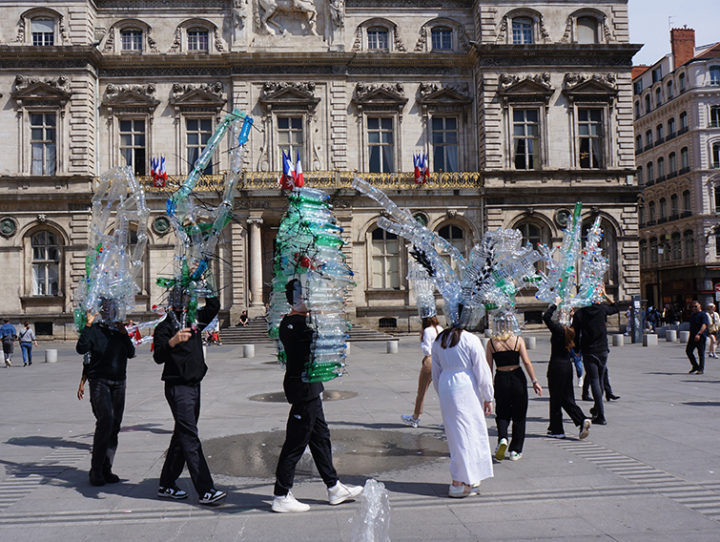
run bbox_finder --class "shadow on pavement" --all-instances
[6,435,90,450]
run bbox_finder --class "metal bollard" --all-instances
[386,340,399,354]
[242,344,255,358]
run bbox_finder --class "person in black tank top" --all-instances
[486,333,542,461]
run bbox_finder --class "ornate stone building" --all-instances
[635,28,720,312]
[0,0,640,338]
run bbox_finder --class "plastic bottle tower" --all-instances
[269,186,356,382]
[574,216,609,307]
[73,166,150,330]
[407,260,437,319]
[156,109,253,328]
[353,178,538,330]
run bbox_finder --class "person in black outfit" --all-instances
[572,291,619,425]
[543,302,591,440]
[153,288,226,505]
[686,300,710,375]
[75,300,135,486]
[271,279,362,513]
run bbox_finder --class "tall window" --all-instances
[711,106,720,128]
[716,187,720,213]
[432,116,458,172]
[186,118,213,174]
[710,66,720,85]
[367,117,393,173]
[659,198,667,219]
[652,67,663,83]
[667,81,674,99]
[713,143,720,168]
[639,240,647,265]
[367,27,388,50]
[684,230,694,259]
[670,194,678,216]
[516,220,549,248]
[119,119,146,176]
[637,166,643,185]
[645,94,651,114]
[437,224,466,271]
[578,108,603,168]
[511,17,533,44]
[669,152,677,175]
[681,146,689,170]
[277,116,304,165]
[650,237,658,263]
[647,161,654,182]
[513,109,539,169]
[31,18,54,46]
[31,231,59,296]
[679,73,686,92]
[576,16,598,44]
[639,205,645,225]
[668,117,676,136]
[431,27,452,50]
[648,201,656,222]
[635,100,641,118]
[680,111,688,131]
[121,29,143,51]
[30,113,56,175]
[371,227,399,289]
[187,28,209,52]
[671,232,681,260]
[656,124,664,142]
[683,190,691,214]
[645,129,653,147]
[655,87,662,108]
[657,157,665,178]
[635,134,642,152]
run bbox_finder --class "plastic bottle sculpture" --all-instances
[574,216,609,307]
[269,186,356,382]
[157,109,253,328]
[407,260,437,319]
[73,166,149,330]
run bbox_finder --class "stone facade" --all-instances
[0,0,640,338]
[635,30,720,312]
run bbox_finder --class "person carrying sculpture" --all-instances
[75,298,135,486]
[543,300,591,440]
[152,287,226,505]
[271,278,362,513]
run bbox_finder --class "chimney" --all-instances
[671,27,695,70]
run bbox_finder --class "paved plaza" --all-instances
[0,334,719,541]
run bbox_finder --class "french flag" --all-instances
[150,156,167,187]
[280,151,296,189]
[413,153,429,184]
[294,152,304,188]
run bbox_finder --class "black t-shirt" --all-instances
[543,305,571,363]
[689,311,710,337]
[572,303,619,356]
[76,324,135,381]
[279,313,323,404]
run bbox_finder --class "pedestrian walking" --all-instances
[432,322,494,497]
[572,288,619,425]
[271,279,362,513]
[705,304,719,358]
[75,300,135,486]
[1,318,17,367]
[401,316,443,428]
[485,322,542,461]
[18,322,38,366]
[686,300,710,374]
[153,288,226,505]
[543,302,592,440]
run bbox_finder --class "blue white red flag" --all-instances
[295,152,304,188]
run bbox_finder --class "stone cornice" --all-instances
[473,43,643,68]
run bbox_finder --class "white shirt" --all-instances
[421,325,443,356]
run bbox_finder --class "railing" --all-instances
[678,126,689,135]
[657,217,667,224]
[666,131,676,141]
[656,175,666,183]
[655,136,665,145]
[669,213,679,222]
[679,166,690,175]
[681,210,692,218]
[138,171,485,192]
[643,143,654,152]
[667,170,677,179]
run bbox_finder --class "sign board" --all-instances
[715,283,720,292]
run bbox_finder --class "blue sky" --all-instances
[628,0,718,65]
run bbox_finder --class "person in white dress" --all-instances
[401,316,443,428]
[432,326,494,498]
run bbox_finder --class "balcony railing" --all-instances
[666,131,676,141]
[679,166,690,175]
[678,126,689,135]
[643,143,654,152]
[667,170,678,179]
[681,210,692,218]
[655,136,665,145]
[656,175,666,183]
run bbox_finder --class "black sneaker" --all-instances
[103,471,120,484]
[199,489,227,505]
[89,470,105,487]
[158,486,188,500]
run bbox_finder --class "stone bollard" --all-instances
[242,344,255,358]
[525,336,536,350]
[643,334,658,347]
[666,329,677,342]
[612,334,624,347]
[386,340,399,354]
[45,349,57,363]
[679,331,690,343]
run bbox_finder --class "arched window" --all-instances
[576,16,598,44]
[31,231,60,296]
[650,237,658,263]
[657,157,665,179]
[648,201,656,222]
[656,123,664,142]
[635,100,640,118]
[684,230,695,259]
[31,17,55,46]
[635,134,642,152]
[437,224,467,270]
[370,227,399,289]
[647,161,654,182]
[713,143,720,168]
[187,27,209,52]
[679,73,686,92]
[431,26,452,50]
[670,194,678,218]
[659,198,666,219]
[637,165,643,185]
[639,205,645,225]
[681,146,689,170]
[367,26,389,50]
[655,87,662,108]
[583,218,618,284]
[120,28,143,51]
[671,232,681,260]
[682,190,691,215]
[511,17,533,44]
[669,152,677,175]
[662,239,671,263]
[668,117,676,137]
[639,240,647,265]
[711,105,720,128]
[645,94,651,114]
[667,80,674,99]
[515,220,550,248]
[680,111,688,131]
[645,129,653,147]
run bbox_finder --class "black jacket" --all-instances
[572,302,619,356]
[76,324,135,381]
[153,297,219,384]
[543,305,572,364]
[279,313,323,404]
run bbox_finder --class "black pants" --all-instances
[274,396,338,496]
[583,353,607,422]
[160,382,214,495]
[686,337,706,372]
[494,368,528,454]
[582,363,614,399]
[547,361,587,434]
[89,378,126,475]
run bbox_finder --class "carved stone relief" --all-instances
[12,75,72,106]
[103,84,160,112]
[563,73,616,90]
[253,0,319,37]
[499,73,552,90]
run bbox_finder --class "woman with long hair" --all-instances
[543,301,591,439]
[486,318,542,461]
[431,323,494,498]
[401,315,443,428]
[705,304,719,358]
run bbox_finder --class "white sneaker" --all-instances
[579,418,592,440]
[448,484,477,498]
[272,491,310,513]
[401,414,419,428]
[509,451,522,461]
[328,481,363,505]
[495,438,508,461]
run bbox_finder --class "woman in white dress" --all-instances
[432,326,494,498]
[401,316,443,428]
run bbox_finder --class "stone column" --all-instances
[247,217,264,313]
